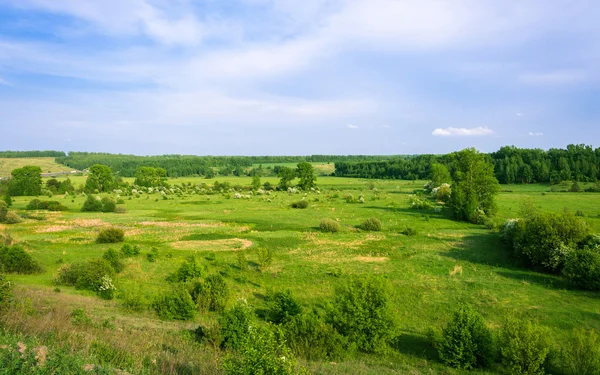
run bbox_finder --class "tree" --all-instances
[251,175,261,191]
[134,166,168,187]
[277,167,296,190]
[8,166,42,196]
[449,149,500,223]
[296,162,316,190]
[85,164,114,193]
[429,163,451,189]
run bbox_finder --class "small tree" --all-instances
[8,166,42,196]
[561,328,600,375]
[428,163,452,190]
[277,167,296,190]
[251,175,261,191]
[134,166,168,187]
[265,289,302,324]
[81,195,103,212]
[2,193,12,207]
[85,164,115,193]
[498,317,553,375]
[296,162,316,190]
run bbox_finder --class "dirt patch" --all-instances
[138,221,224,228]
[170,238,253,251]
[353,256,389,263]
[36,226,72,233]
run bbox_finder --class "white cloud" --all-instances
[516,112,524,116]
[347,124,358,129]
[528,132,543,136]
[432,126,494,137]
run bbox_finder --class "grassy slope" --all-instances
[0,157,73,177]
[2,177,600,374]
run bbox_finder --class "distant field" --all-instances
[0,157,73,177]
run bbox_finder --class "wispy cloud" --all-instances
[432,127,494,137]
[528,132,543,136]
[347,124,359,129]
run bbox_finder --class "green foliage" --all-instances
[256,247,273,272]
[449,148,500,222]
[265,289,302,324]
[511,212,590,272]
[561,328,600,375]
[359,217,382,231]
[168,256,204,282]
[296,162,317,190]
[290,200,308,209]
[251,175,261,191]
[327,275,396,353]
[401,227,418,236]
[71,308,93,326]
[134,166,168,187]
[219,299,255,350]
[282,311,349,360]
[85,164,115,193]
[277,167,296,190]
[147,247,159,262]
[569,181,582,192]
[562,246,600,290]
[102,248,125,273]
[0,245,43,274]
[25,199,68,211]
[222,325,306,375]
[192,274,229,312]
[236,251,248,271]
[498,317,553,375]
[409,194,433,209]
[0,201,8,223]
[429,163,452,189]
[2,193,12,207]
[120,244,135,257]
[152,284,196,320]
[96,228,125,244]
[54,258,116,291]
[101,197,116,212]
[81,195,103,212]
[319,218,341,233]
[438,305,494,369]
[8,166,42,196]
[0,272,12,311]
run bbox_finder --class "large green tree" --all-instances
[429,163,451,189]
[85,164,115,193]
[296,162,316,190]
[134,166,168,187]
[8,166,42,196]
[449,148,500,222]
[277,167,296,190]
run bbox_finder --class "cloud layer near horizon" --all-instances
[0,0,599,155]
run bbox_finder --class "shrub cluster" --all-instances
[96,228,125,244]
[26,199,68,211]
[54,258,116,291]
[265,289,302,324]
[167,256,204,282]
[191,274,229,312]
[0,245,43,274]
[152,284,196,320]
[360,217,382,232]
[81,195,118,213]
[0,201,22,224]
[290,200,309,209]
[319,218,341,233]
[0,272,12,311]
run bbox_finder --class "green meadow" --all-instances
[2,176,600,374]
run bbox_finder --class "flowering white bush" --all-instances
[358,195,365,203]
[500,218,520,242]
[432,183,451,202]
[287,187,299,194]
[233,193,242,199]
[409,195,432,209]
[97,275,116,300]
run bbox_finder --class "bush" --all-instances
[152,284,196,320]
[192,274,229,312]
[96,228,125,244]
[237,251,248,271]
[147,247,159,262]
[282,311,349,360]
[290,200,309,209]
[498,317,553,375]
[256,247,273,272]
[265,289,302,324]
[25,199,68,211]
[359,217,382,232]
[402,227,418,236]
[101,197,116,212]
[562,247,600,290]
[327,275,395,353]
[0,245,43,274]
[81,195,103,212]
[167,256,204,282]
[0,202,7,223]
[561,328,600,375]
[3,212,22,224]
[319,218,341,233]
[102,248,125,273]
[120,243,135,257]
[97,275,116,300]
[0,273,12,311]
[569,181,582,192]
[438,305,494,369]
[511,212,590,272]
[220,299,255,350]
[222,325,305,375]
[54,259,116,291]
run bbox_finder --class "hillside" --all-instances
[0,157,74,177]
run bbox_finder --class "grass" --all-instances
[1,176,600,374]
[0,157,74,177]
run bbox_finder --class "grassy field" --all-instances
[0,157,74,177]
[2,176,600,374]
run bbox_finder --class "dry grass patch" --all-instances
[353,256,389,263]
[170,238,253,251]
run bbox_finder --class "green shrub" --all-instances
[152,284,196,320]
[101,197,116,212]
[194,322,222,349]
[438,305,494,369]
[71,308,92,326]
[282,311,349,360]
[54,258,116,291]
[237,251,248,271]
[320,218,341,233]
[266,289,302,324]
[147,247,159,262]
[25,199,68,211]
[192,274,229,312]
[102,248,125,273]
[96,228,125,244]
[0,201,7,223]
[562,246,600,290]
[256,247,273,272]
[290,200,309,209]
[0,273,12,311]
[81,195,103,212]
[219,299,254,350]
[167,256,204,282]
[561,328,600,375]
[327,275,395,353]
[97,275,116,300]
[119,287,151,312]
[120,243,135,257]
[402,227,418,236]
[498,317,553,375]
[0,245,43,274]
[222,325,305,375]
[3,211,22,224]
[359,217,382,232]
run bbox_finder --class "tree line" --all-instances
[335,144,600,183]
[0,150,66,158]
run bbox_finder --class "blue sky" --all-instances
[0,0,599,155]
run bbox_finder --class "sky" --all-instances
[0,0,599,156]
